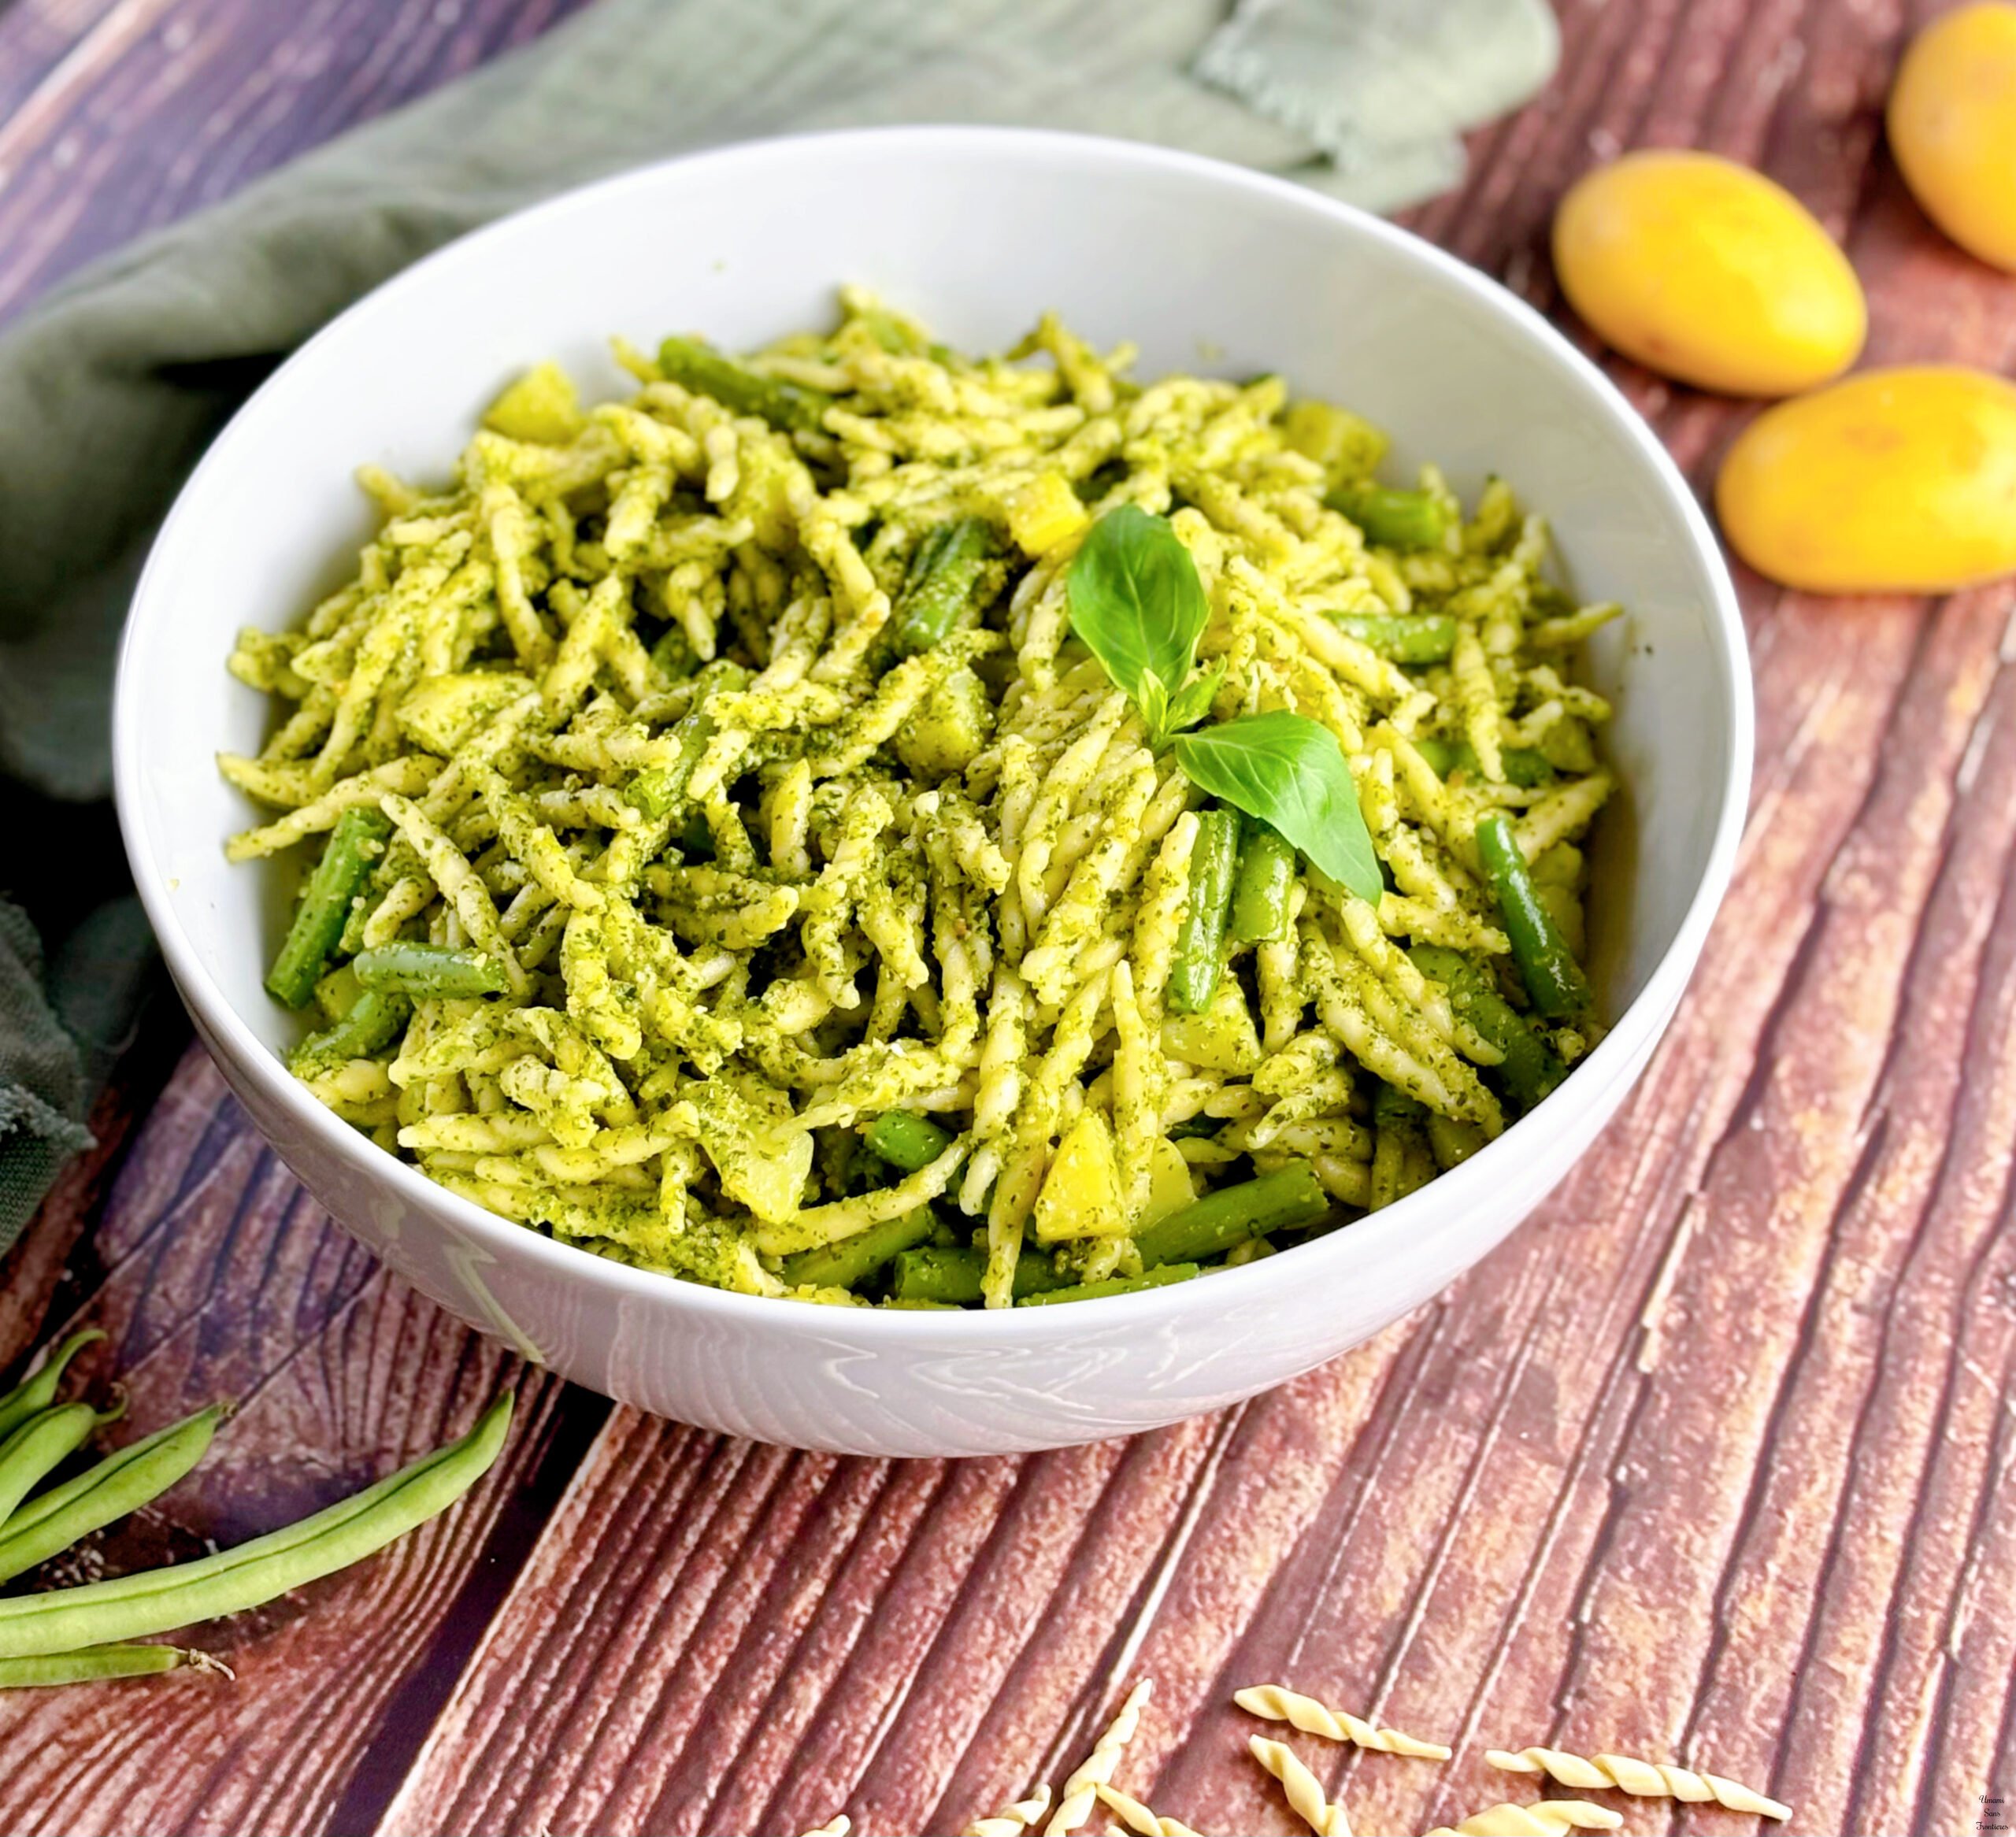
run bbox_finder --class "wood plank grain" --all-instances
[0,1050,604,1837]
[4,0,2015,1833]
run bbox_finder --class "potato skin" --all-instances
[1888,2,2016,272]
[1553,150,1866,395]
[1714,366,2016,594]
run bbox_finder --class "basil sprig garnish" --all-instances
[1065,507,1383,904]
[1063,504,1221,745]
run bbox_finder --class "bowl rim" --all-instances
[113,122,1754,1345]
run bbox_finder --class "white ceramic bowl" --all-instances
[113,127,1751,1457]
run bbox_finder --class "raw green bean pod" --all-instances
[1474,811,1592,1022]
[862,1111,954,1174]
[1167,807,1240,1014]
[658,336,831,434]
[0,1331,102,1445]
[265,807,391,1009]
[0,1644,224,1689]
[0,1406,224,1587]
[1134,1164,1330,1268]
[1324,483,1451,550]
[0,1400,124,1528]
[351,942,507,999]
[781,1208,939,1291]
[0,1392,512,1661]
[1017,1264,1200,1306]
[1228,824,1297,945]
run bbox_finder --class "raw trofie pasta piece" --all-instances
[798,1819,848,1837]
[224,294,1621,1310]
[1095,1782,1203,1837]
[1486,1746,1791,1820]
[962,1783,1053,1837]
[1424,1802,1621,1837]
[1045,1680,1152,1835]
[1235,1683,1452,1760]
[1249,1735,1352,1836]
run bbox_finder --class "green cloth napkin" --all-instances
[0,0,1557,1250]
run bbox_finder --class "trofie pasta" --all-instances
[223,294,1618,1306]
[1094,1783,1203,1837]
[1249,1735,1353,1836]
[1423,1802,1621,1837]
[961,1784,1053,1837]
[1044,1679,1151,1835]
[1485,1747,1792,1820]
[1235,1683,1453,1760]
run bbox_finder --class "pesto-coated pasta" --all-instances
[224,294,1618,1306]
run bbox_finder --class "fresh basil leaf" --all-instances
[1173,709,1381,903]
[1136,667,1170,743]
[1065,506,1210,737]
[1163,661,1225,735]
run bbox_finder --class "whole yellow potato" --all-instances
[1715,366,2016,594]
[1554,150,1866,394]
[1889,2,2016,272]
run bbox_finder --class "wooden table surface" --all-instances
[2,2,2011,1833]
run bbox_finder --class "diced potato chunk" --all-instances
[1143,1136,1196,1227]
[1002,470,1089,556]
[482,361,587,446]
[1283,399,1388,481]
[1160,976,1262,1074]
[894,665,992,778]
[1033,1109,1126,1243]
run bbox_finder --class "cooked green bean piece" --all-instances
[781,1208,939,1291]
[1167,807,1241,1014]
[1134,1164,1330,1268]
[351,943,506,999]
[1228,823,1297,944]
[1407,944,1565,1110]
[863,1111,954,1174]
[658,336,831,434]
[289,989,411,1079]
[1330,612,1459,663]
[1474,811,1592,1022]
[0,1407,224,1587]
[627,660,750,818]
[0,1331,102,1446]
[891,1246,1069,1306]
[1371,1080,1428,1128]
[1425,1113,1487,1169]
[1324,483,1451,550]
[264,808,391,1009]
[1017,1263,1200,1306]
[0,1644,218,1689]
[1414,735,1554,787]
[0,1402,121,1528]
[890,517,1001,656]
[0,1392,512,1660]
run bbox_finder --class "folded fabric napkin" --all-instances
[0,0,1557,1250]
